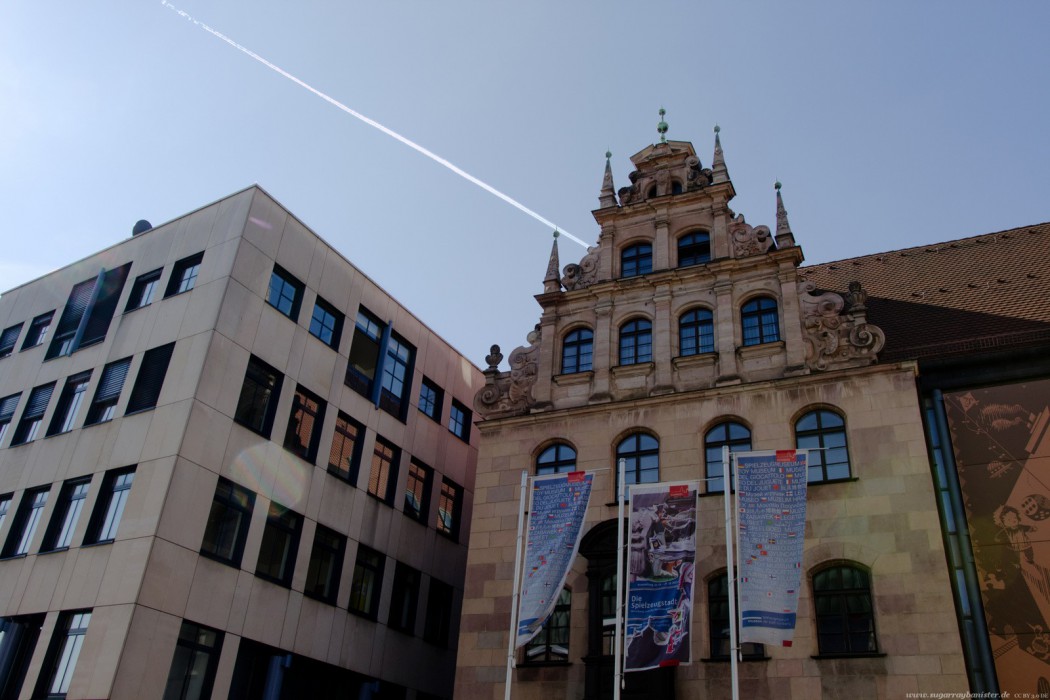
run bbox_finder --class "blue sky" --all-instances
[2,1,1047,366]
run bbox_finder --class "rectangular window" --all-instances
[255,502,302,587]
[524,587,571,663]
[125,268,162,312]
[42,479,90,551]
[85,467,135,544]
[388,562,420,634]
[47,372,92,436]
[0,393,20,445]
[403,460,432,523]
[163,620,224,700]
[84,357,131,425]
[305,525,346,604]
[283,385,326,463]
[418,378,443,422]
[348,545,384,619]
[0,494,12,532]
[266,265,304,321]
[327,412,363,484]
[78,263,131,348]
[46,277,95,359]
[423,578,454,647]
[309,297,344,350]
[165,252,204,298]
[11,383,55,445]
[125,343,175,414]
[21,311,54,350]
[448,400,471,442]
[345,309,383,398]
[234,355,284,438]
[0,613,44,700]
[0,323,22,358]
[367,437,400,505]
[2,487,50,557]
[379,333,414,420]
[200,478,255,567]
[35,610,91,699]
[436,478,463,541]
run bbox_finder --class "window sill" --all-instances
[553,371,593,386]
[518,660,572,668]
[611,362,654,378]
[809,476,859,487]
[673,353,717,370]
[80,539,114,549]
[811,652,886,660]
[307,331,339,352]
[701,656,769,663]
[303,591,338,606]
[38,546,70,556]
[347,608,378,622]
[254,572,293,589]
[199,550,242,569]
[162,289,194,300]
[0,553,27,561]
[737,340,785,360]
[123,303,151,315]
[436,529,460,544]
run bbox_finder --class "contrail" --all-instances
[161,1,590,250]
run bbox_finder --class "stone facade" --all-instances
[457,131,965,699]
[0,186,482,699]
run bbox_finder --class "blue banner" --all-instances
[735,450,808,647]
[625,481,698,671]
[516,472,593,648]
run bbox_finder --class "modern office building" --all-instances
[0,185,482,699]
[455,122,1050,699]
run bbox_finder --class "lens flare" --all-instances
[228,443,310,509]
[161,1,589,249]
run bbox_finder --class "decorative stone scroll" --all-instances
[474,325,542,418]
[729,213,774,257]
[799,280,885,371]
[562,247,601,291]
[685,155,713,190]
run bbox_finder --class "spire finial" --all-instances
[544,231,562,292]
[775,180,794,247]
[711,124,729,184]
[657,108,669,144]
[599,149,618,208]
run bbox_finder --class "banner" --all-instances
[624,481,698,671]
[735,450,809,646]
[515,471,593,648]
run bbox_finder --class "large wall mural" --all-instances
[944,379,1050,691]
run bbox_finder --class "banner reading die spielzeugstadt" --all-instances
[735,450,809,647]
[515,471,593,648]
[624,481,698,671]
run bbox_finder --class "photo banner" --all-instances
[735,450,809,647]
[625,481,698,671]
[515,471,593,648]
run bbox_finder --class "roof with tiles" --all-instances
[800,222,1050,363]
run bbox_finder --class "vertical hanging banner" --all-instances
[625,481,698,671]
[735,450,809,646]
[515,471,593,648]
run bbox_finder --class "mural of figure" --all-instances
[996,505,1036,565]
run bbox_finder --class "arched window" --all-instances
[670,181,683,195]
[795,409,851,482]
[741,297,780,346]
[677,232,711,267]
[679,309,714,356]
[647,185,658,199]
[536,443,577,475]
[617,433,659,497]
[621,244,652,278]
[812,564,878,655]
[619,319,652,365]
[708,572,765,660]
[561,328,593,374]
[704,421,751,493]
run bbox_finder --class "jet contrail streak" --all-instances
[161,1,590,249]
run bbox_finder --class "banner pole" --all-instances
[504,470,529,700]
[723,446,740,700]
[614,458,626,699]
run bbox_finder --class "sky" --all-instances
[2,1,1048,368]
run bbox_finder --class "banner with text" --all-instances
[736,450,809,647]
[515,471,593,648]
[625,481,698,671]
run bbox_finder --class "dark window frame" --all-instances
[404,460,433,523]
[2,486,50,558]
[84,357,131,425]
[741,296,781,346]
[345,309,383,398]
[561,328,594,374]
[423,578,455,648]
[0,393,20,445]
[436,478,463,541]
[126,343,176,414]
[164,252,204,298]
[34,609,92,699]
[536,443,577,476]
[304,524,346,605]
[308,296,344,350]
[125,268,162,312]
[618,318,653,365]
[448,400,471,442]
[283,384,326,464]
[11,382,55,445]
[348,545,385,620]
[621,243,653,278]
[796,409,852,483]
[21,311,54,350]
[84,466,136,544]
[234,355,284,438]
[616,433,659,498]
[679,308,715,356]
[163,620,224,700]
[707,571,765,660]
[704,421,752,494]
[812,564,879,656]
[266,265,304,321]
[367,437,400,505]
[255,502,302,588]
[200,478,255,567]
[388,562,421,634]
[677,231,712,267]
[327,412,364,484]
[0,323,22,358]
[47,371,92,436]
[523,586,571,664]
[418,378,443,423]
[41,478,91,552]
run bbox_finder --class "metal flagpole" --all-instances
[722,446,740,700]
[614,458,626,700]
[504,470,529,700]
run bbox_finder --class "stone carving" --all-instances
[618,170,641,205]
[562,246,601,291]
[729,213,774,257]
[474,325,542,418]
[799,280,885,371]
[685,155,713,190]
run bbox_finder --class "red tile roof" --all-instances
[800,222,1050,362]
